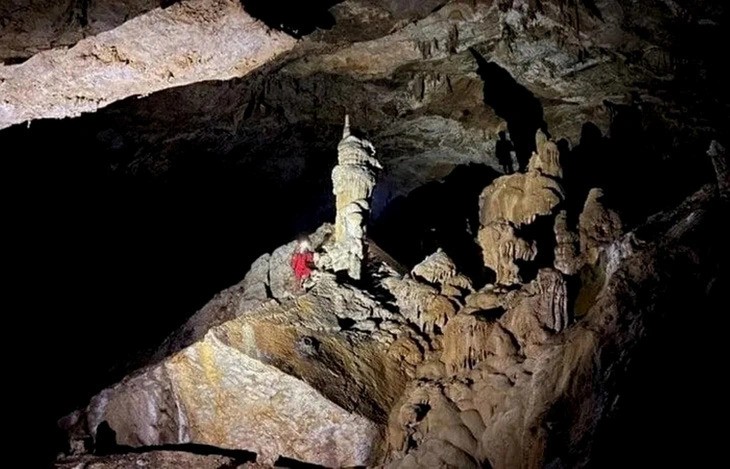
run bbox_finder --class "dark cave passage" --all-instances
[560,106,716,229]
[471,48,546,172]
[4,112,338,463]
[588,210,728,468]
[371,163,500,285]
[240,0,341,38]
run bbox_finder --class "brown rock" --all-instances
[579,188,623,264]
[387,384,481,469]
[499,269,569,352]
[411,249,458,285]
[441,314,519,375]
[411,249,474,297]
[63,273,424,467]
[387,186,722,469]
[477,221,537,285]
[465,287,503,311]
[476,140,566,284]
[528,129,563,178]
[478,171,565,227]
[383,277,457,334]
[553,210,583,275]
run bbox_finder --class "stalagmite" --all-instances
[534,268,569,333]
[477,221,537,285]
[321,115,383,280]
[528,129,563,178]
[477,130,566,284]
[411,249,473,296]
[553,210,582,275]
[579,188,623,265]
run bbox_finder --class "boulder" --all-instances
[64,272,424,467]
[411,249,474,296]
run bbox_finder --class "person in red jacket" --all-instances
[291,236,315,291]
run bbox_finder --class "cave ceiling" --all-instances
[1,0,726,200]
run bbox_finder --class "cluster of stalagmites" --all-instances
[384,131,626,469]
[477,129,622,284]
[58,124,630,469]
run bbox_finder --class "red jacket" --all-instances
[291,251,314,281]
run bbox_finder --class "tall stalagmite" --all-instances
[326,115,383,280]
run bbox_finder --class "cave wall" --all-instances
[2,0,727,465]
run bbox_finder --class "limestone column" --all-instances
[329,115,382,280]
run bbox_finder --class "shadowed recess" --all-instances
[240,0,341,37]
[470,47,546,172]
[372,163,500,283]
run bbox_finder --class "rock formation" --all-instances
[477,130,566,285]
[479,171,565,228]
[383,184,721,469]
[529,129,563,178]
[708,140,728,200]
[0,0,296,128]
[55,450,252,469]
[477,220,537,285]
[441,314,519,375]
[320,115,383,280]
[553,188,625,276]
[54,114,725,468]
[382,249,475,336]
[410,249,473,297]
[553,210,582,275]
[579,188,624,265]
[60,267,427,467]
[384,276,457,336]
[56,128,419,467]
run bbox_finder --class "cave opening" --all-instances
[559,108,716,232]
